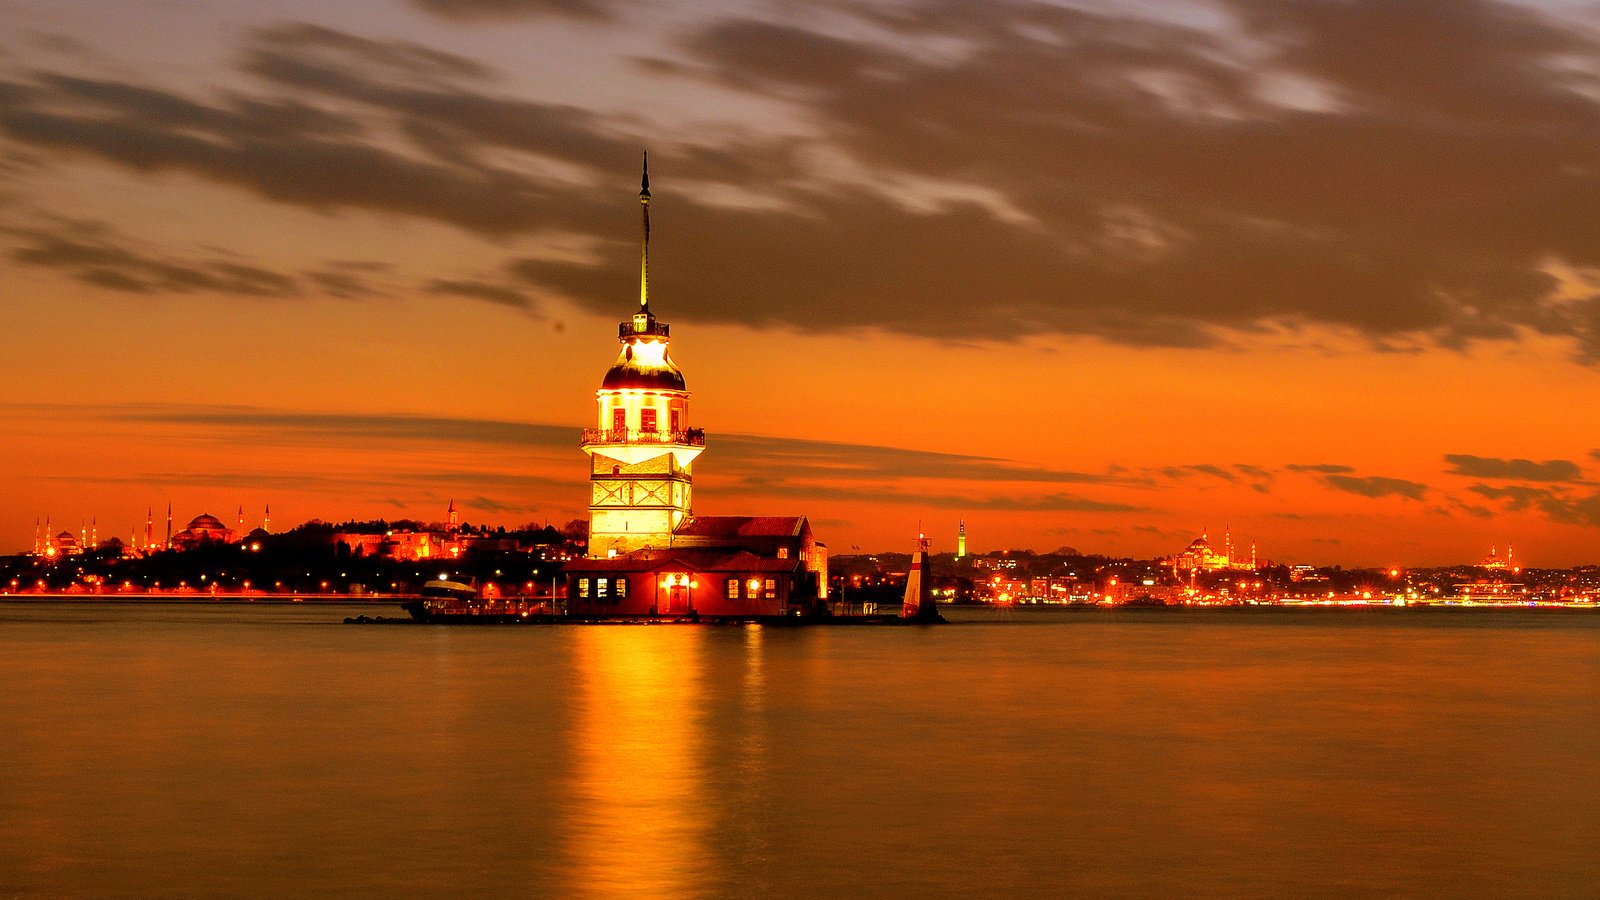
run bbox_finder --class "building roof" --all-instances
[567,548,803,574]
[187,514,227,530]
[601,340,686,391]
[676,516,808,539]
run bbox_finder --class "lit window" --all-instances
[597,578,608,598]
[764,579,777,599]
[612,408,626,432]
[777,547,789,559]
[641,408,657,432]
[616,578,627,598]
[578,578,590,598]
[727,578,739,599]
[670,410,681,432]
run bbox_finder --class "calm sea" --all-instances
[1,602,1596,898]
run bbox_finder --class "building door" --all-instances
[664,584,686,614]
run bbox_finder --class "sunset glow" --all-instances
[4,1,1600,565]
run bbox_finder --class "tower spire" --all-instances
[639,151,651,309]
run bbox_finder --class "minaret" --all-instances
[165,503,173,550]
[263,503,271,532]
[91,517,98,548]
[33,517,41,556]
[956,518,967,560]
[580,156,703,558]
[237,506,245,529]
[145,507,154,551]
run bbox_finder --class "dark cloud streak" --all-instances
[1444,454,1584,482]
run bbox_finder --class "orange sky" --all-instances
[4,0,1600,565]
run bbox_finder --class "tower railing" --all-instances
[581,426,705,447]
[620,322,670,339]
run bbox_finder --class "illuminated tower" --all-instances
[263,503,271,532]
[447,499,459,531]
[145,507,154,551]
[33,517,41,556]
[581,155,703,558]
[165,503,173,550]
[956,519,967,559]
[237,506,245,529]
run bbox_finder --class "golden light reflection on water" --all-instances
[560,628,710,898]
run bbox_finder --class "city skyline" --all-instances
[6,0,1600,566]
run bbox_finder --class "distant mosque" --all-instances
[170,513,235,550]
[34,505,271,559]
[561,159,829,617]
[1481,544,1517,572]
[1170,527,1258,573]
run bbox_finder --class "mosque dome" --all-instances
[187,514,227,531]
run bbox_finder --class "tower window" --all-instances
[612,408,626,432]
[641,408,658,432]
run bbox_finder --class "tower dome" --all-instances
[602,333,686,391]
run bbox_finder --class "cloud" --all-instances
[307,265,389,300]
[1443,453,1584,482]
[1466,482,1600,527]
[78,405,1131,491]
[425,278,537,311]
[0,33,628,238]
[613,0,1600,353]
[734,478,1146,513]
[7,5,1600,355]
[409,0,614,21]
[5,219,300,297]
[1154,463,1274,492]
[1323,474,1429,500]
[1288,463,1356,474]
[12,403,1146,516]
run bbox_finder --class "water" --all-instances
[1,602,1597,898]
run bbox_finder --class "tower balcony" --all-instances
[620,321,669,339]
[581,426,705,448]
